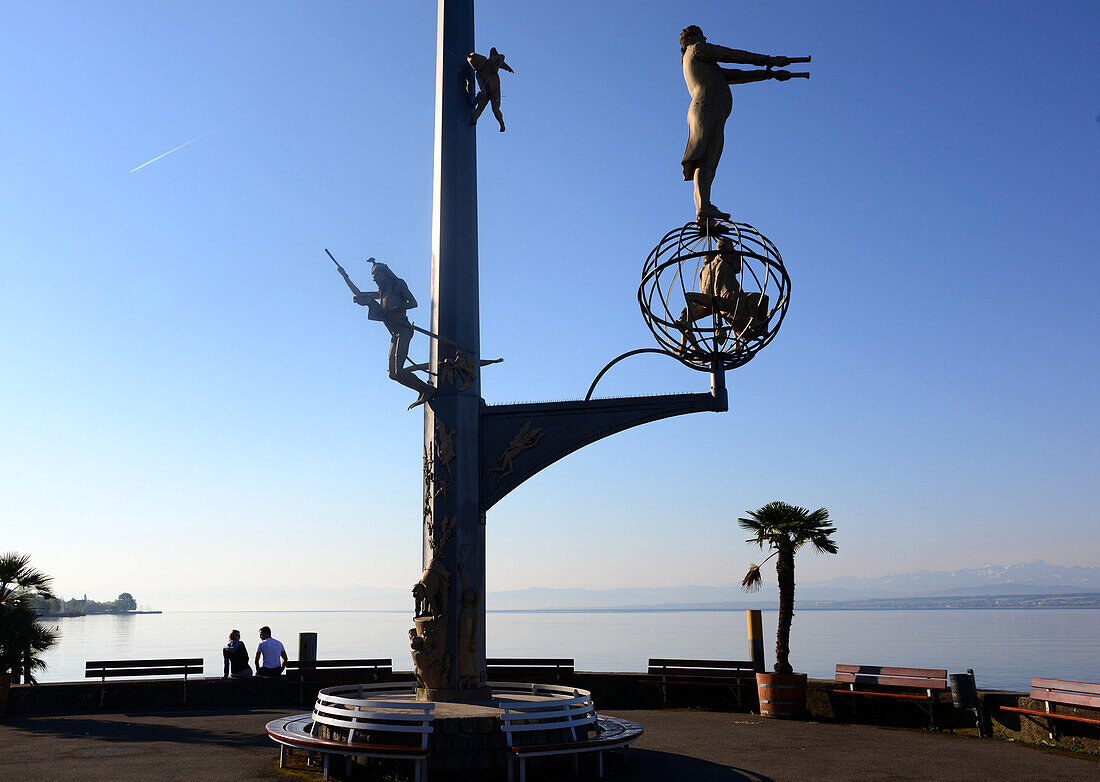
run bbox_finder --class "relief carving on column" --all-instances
[457,563,482,687]
[410,625,451,691]
[411,553,451,691]
[437,352,478,392]
[486,419,545,484]
[427,515,456,555]
[423,419,457,533]
[413,555,449,621]
[427,420,457,501]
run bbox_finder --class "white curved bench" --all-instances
[492,683,643,782]
[267,682,433,781]
[267,681,642,782]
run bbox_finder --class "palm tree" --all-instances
[739,502,838,675]
[0,552,58,684]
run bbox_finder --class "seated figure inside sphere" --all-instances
[676,237,768,353]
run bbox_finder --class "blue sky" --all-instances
[1,1,1097,609]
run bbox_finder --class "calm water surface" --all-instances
[38,609,1100,691]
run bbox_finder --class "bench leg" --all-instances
[507,757,514,782]
[597,750,604,778]
[520,757,527,782]
[572,755,579,774]
[322,753,330,781]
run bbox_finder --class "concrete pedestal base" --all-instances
[418,685,494,703]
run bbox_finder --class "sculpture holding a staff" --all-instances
[679,25,809,222]
[326,250,435,409]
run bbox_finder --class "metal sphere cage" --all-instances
[639,220,791,372]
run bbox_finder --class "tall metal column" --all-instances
[418,0,484,700]
[411,0,735,703]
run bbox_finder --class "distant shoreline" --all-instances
[41,610,162,618]
[37,595,1100,614]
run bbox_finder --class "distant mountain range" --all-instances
[159,561,1100,611]
[486,561,1100,610]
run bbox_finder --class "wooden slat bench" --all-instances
[495,684,642,782]
[267,683,431,782]
[486,657,574,682]
[999,677,1100,738]
[641,658,757,706]
[284,658,393,703]
[85,658,203,706]
[834,663,949,725]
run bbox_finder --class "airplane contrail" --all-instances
[129,111,255,173]
[129,49,375,174]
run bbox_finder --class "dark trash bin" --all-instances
[950,671,978,708]
[950,669,986,736]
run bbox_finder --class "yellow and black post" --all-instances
[747,610,765,672]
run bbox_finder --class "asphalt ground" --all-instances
[0,707,1097,781]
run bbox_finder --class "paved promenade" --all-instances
[0,707,1096,781]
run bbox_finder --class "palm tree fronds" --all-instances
[741,564,764,593]
[0,553,60,681]
[0,551,56,604]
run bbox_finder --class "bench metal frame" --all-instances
[834,664,949,726]
[486,657,575,682]
[85,658,203,707]
[641,658,757,706]
[283,658,394,703]
[999,677,1100,739]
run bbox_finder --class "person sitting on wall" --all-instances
[222,629,252,678]
[255,625,288,677]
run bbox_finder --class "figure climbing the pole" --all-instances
[468,47,513,132]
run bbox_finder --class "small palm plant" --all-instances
[740,502,838,675]
[0,552,59,684]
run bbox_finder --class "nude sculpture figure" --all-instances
[679,25,807,221]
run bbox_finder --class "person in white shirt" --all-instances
[255,626,288,677]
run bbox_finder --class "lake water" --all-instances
[36,608,1100,692]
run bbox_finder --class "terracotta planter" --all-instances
[0,672,11,717]
[756,671,806,719]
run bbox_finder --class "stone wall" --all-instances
[6,672,1098,755]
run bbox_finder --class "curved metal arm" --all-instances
[585,348,685,401]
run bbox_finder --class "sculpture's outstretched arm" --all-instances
[501,61,514,74]
[697,43,786,67]
[724,68,800,85]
